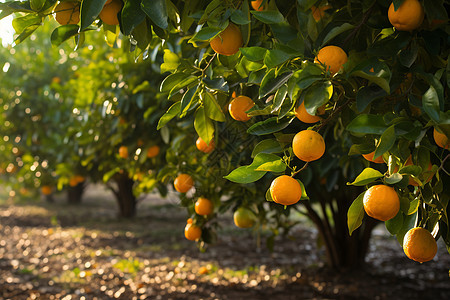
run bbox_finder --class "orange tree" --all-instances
[2,0,449,269]
[0,21,89,203]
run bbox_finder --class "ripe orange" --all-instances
[251,0,265,11]
[41,185,53,196]
[233,207,256,228]
[433,128,449,149]
[314,46,348,74]
[198,266,209,275]
[99,0,123,25]
[311,5,331,21]
[405,156,433,186]
[292,130,325,162]
[196,137,215,154]
[270,175,302,206]
[363,185,399,221]
[54,1,80,25]
[174,174,194,193]
[210,23,243,56]
[403,227,437,263]
[295,102,325,123]
[362,151,384,164]
[194,197,214,216]
[388,0,424,31]
[147,145,160,158]
[119,146,129,159]
[184,223,202,241]
[69,177,79,187]
[228,96,255,122]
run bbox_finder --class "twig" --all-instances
[342,5,375,46]
[201,53,217,78]
[437,153,450,176]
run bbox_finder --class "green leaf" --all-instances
[240,47,268,61]
[259,70,293,98]
[321,23,354,47]
[160,49,180,73]
[346,114,388,135]
[230,9,250,25]
[194,106,214,144]
[160,73,190,93]
[347,168,384,186]
[121,0,146,35]
[157,102,180,130]
[224,153,285,184]
[141,0,168,29]
[50,25,80,46]
[374,125,396,159]
[385,212,404,235]
[180,86,198,117]
[422,85,441,123]
[224,166,266,184]
[189,26,221,42]
[271,84,288,113]
[12,14,42,34]
[30,0,45,11]
[202,92,226,122]
[254,154,286,172]
[347,191,365,236]
[247,117,294,136]
[350,58,392,93]
[251,10,285,24]
[80,0,109,31]
[356,85,388,113]
[251,139,283,158]
[202,77,229,92]
[302,81,333,115]
[396,211,417,245]
[264,49,294,69]
[385,173,403,185]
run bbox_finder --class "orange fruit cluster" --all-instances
[315,46,348,74]
[184,218,202,241]
[363,185,399,221]
[403,227,437,263]
[210,23,243,56]
[270,175,302,206]
[54,1,80,25]
[388,0,424,31]
[174,174,194,193]
[228,95,255,122]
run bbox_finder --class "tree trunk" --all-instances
[113,172,136,218]
[67,182,85,204]
[307,184,378,271]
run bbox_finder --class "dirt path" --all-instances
[0,185,449,299]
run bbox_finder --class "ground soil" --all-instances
[0,185,449,300]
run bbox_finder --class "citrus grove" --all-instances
[0,0,448,270]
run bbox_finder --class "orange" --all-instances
[184,223,202,241]
[174,174,194,193]
[433,128,449,149]
[233,207,256,228]
[269,175,302,206]
[403,227,437,263]
[363,185,399,221]
[388,0,424,31]
[41,185,53,196]
[251,0,265,11]
[311,5,331,21]
[196,137,215,153]
[119,146,129,159]
[54,1,80,25]
[292,130,325,162]
[146,145,160,158]
[194,197,214,216]
[295,102,325,123]
[228,96,255,122]
[210,23,243,56]
[69,177,79,187]
[362,151,384,164]
[198,266,209,275]
[314,45,348,74]
[405,156,433,186]
[99,0,123,25]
